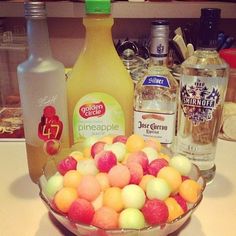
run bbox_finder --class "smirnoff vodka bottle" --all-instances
[177,8,228,183]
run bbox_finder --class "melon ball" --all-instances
[77,158,99,176]
[68,198,95,224]
[157,166,182,194]
[141,199,169,225]
[92,206,119,229]
[146,178,171,201]
[90,141,106,158]
[45,173,63,199]
[179,179,202,203]
[94,150,117,173]
[126,134,145,153]
[119,208,145,229]
[77,175,101,201]
[113,135,128,144]
[63,170,82,189]
[54,187,78,213]
[170,154,192,176]
[121,184,146,209]
[108,164,130,188]
[103,187,124,212]
[165,197,184,222]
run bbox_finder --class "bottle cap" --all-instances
[24,1,47,19]
[198,8,221,49]
[85,0,111,14]
[219,48,236,69]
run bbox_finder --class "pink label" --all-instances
[38,105,63,141]
[79,101,106,119]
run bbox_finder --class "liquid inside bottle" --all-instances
[67,3,133,147]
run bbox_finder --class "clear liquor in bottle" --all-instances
[17,1,69,183]
[134,20,178,148]
[177,8,228,183]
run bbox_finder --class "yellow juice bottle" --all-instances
[67,0,134,146]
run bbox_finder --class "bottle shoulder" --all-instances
[18,57,64,74]
[182,49,228,70]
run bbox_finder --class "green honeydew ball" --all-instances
[170,154,192,176]
[146,178,171,200]
[119,208,145,229]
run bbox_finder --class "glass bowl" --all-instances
[38,150,206,236]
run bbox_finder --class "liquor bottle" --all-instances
[67,0,134,146]
[177,8,228,183]
[134,20,178,147]
[17,1,69,183]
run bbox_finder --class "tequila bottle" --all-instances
[134,20,178,147]
[177,8,228,183]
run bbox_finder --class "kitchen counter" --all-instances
[0,139,236,236]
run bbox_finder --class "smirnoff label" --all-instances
[180,76,225,125]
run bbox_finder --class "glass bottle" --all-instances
[17,1,69,183]
[67,0,134,147]
[177,8,228,183]
[134,20,178,148]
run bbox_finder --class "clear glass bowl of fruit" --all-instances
[38,134,206,236]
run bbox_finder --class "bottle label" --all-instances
[134,110,175,144]
[180,76,226,125]
[150,37,168,58]
[143,75,170,88]
[73,92,125,142]
[38,105,63,141]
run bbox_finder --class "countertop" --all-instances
[0,139,236,236]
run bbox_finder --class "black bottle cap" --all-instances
[197,8,221,49]
[152,19,169,26]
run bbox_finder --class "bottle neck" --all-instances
[27,18,52,59]
[83,15,114,51]
[149,34,168,66]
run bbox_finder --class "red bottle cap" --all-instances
[219,48,236,69]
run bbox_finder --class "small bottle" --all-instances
[67,0,134,146]
[17,1,69,183]
[177,8,228,183]
[134,20,178,147]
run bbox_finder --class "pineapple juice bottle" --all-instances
[67,0,134,146]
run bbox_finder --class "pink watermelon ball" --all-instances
[126,151,149,173]
[68,198,95,224]
[57,156,77,175]
[126,162,143,184]
[94,150,117,173]
[141,199,169,225]
[91,141,106,158]
[147,158,169,176]
[172,194,188,212]
[113,135,128,144]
